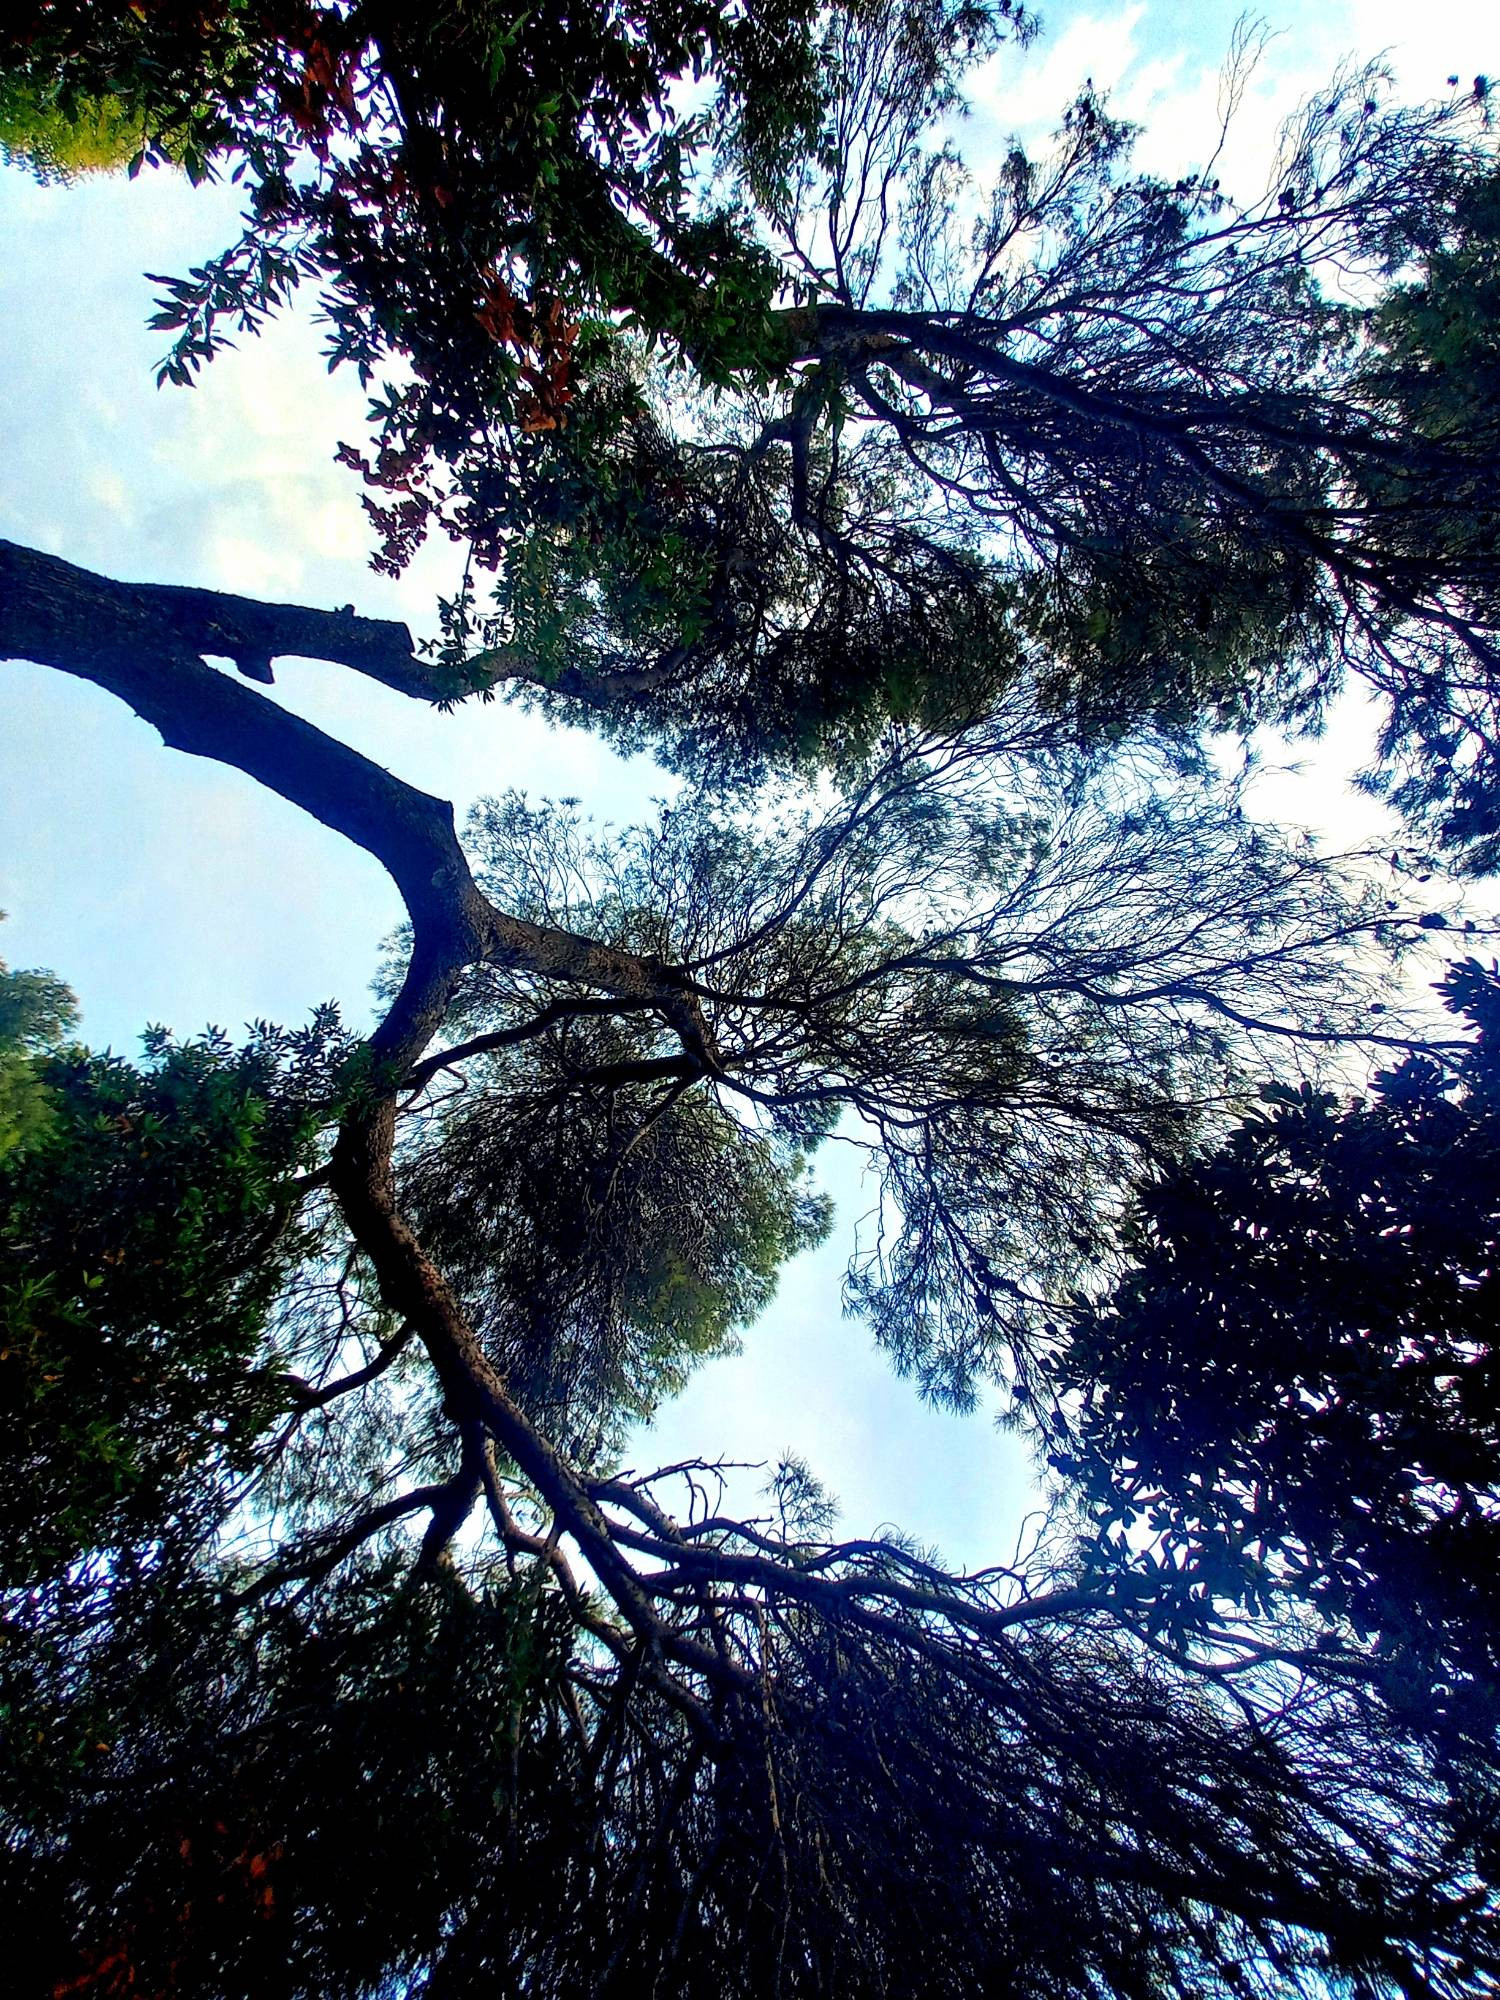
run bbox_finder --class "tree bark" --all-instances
[1,536,719,1070]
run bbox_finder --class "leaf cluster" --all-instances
[0,1005,349,1584]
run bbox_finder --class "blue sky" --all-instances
[1,0,1494,1562]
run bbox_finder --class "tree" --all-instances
[14,3,1495,847]
[1,999,347,1585]
[4,532,1495,1995]
[5,5,1500,1996]
[1058,958,1500,1747]
[0,0,840,379]
[0,936,78,1158]
[0,77,156,182]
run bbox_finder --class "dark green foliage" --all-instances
[423,1600,1497,2000]
[14,1529,1496,2000]
[404,1026,831,1456]
[440,363,1032,778]
[5,1560,581,2000]
[1060,962,1500,1740]
[0,1008,348,1584]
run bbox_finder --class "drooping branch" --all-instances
[401,997,655,1095]
[231,1464,478,1608]
[778,302,1496,576]
[281,1319,417,1409]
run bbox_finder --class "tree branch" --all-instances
[1,538,722,1072]
[281,1320,417,1409]
[0,536,430,692]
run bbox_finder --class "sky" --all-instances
[1,0,1495,1566]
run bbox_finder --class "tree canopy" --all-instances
[1059,958,1500,1746]
[4,4,1500,1997]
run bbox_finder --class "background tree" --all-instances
[1058,958,1500,1747]
[0,935,78,1158]
[399,998,833,1457]
[0,73,156,181]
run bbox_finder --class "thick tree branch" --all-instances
[0,536,700,716]
[0,536,430,691]
[1,538,721,1071]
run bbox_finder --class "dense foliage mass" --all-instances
[3,3,1500,1996]
[1061,959,1500,1743]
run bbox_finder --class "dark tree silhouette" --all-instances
[1060,959,1500,1746]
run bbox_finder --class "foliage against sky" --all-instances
[3,3,1500,1996]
